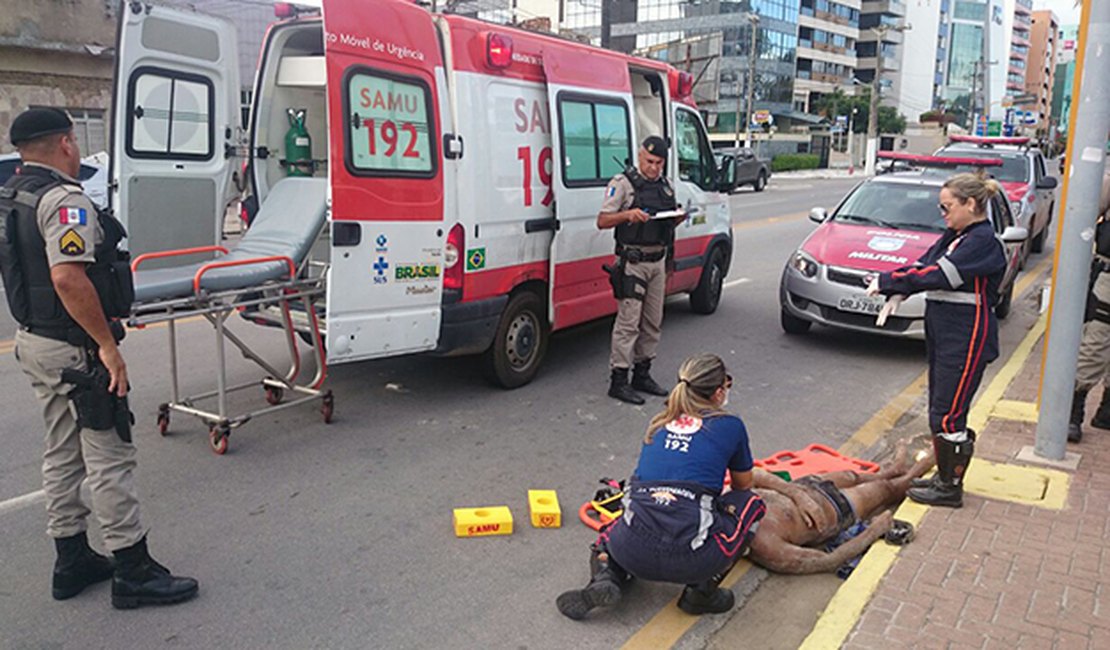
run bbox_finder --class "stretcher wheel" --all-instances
[156,406,170,437]
[321,392,334,424]
[209,426,230,455]
[265,386,284,405]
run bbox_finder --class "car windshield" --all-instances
[944,152,1029,183]
[833,182,946,232]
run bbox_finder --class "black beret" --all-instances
[642,135,668,157]
[10,107,73,146]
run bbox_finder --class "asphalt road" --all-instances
[0,175,1053,649]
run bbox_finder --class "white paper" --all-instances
[652,210,686,220]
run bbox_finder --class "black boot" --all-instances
[608,368,645,405]
[907,432,975,508]
[111,536,198,609]
[556,544,626,620]
[1090,389,1110,430]
[631,360,669,397]
[1069,388,1088,442]
[52,531,114,600]
[677,579,735,615]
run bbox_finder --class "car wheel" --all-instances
[995,283,1014,320]
[753,171,767,192]
[690,247,726,314]
[781,308,812,335]
[1031,226,1046,254]
[482,290,549,389]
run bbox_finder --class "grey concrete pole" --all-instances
[744,14,759,149]
[1035,0,1110,460]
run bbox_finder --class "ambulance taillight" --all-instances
[444,223,465,296]
[274,2,295,18]
[485,32,513,69]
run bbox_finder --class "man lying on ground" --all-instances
[746,443,931,574]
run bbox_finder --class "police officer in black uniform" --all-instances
[0,108,198,608]
[598,136,685,404]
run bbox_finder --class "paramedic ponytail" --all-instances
[645,354,729,444]
[943,172,1001,218]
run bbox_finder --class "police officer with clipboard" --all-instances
[0,108,197,608]
[598,136,685,404]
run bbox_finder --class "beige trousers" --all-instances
[1077,270,1110,390]
[14,329,144,551]
[609,256,667,370]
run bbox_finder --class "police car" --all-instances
[779,152,1027,338]
[935,135,1057,262]
[0,152,109,208]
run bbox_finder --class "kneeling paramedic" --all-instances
[0,108,198,608]
[598,136,685,404]
[557,354,766,619]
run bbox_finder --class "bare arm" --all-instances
[729,469,754,491]
[751,512,894,575]
[597,208,650,230]
[51,263,128,396]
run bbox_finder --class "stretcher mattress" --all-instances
[133,177,327,303]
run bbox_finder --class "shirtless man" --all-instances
[746,446,932,575]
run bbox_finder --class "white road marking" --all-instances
[0,489,45,516]
[724,277,751,289]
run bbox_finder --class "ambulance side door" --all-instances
[111,3,241,259]
[322,0,446,363]
[671,106,730,292]
[543,56,635,330]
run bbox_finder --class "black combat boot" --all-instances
[1090,389,1110,430]
[52,531,114,600]
[677,579,735,615]
[608,368,645,405]
[111,536,198,609]
[556,544,627,620]
[631,360,669,396]
[1069,388,1088,442]
[907,432,975,508]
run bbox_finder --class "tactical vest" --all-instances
[614,167,678,248]
[0,165,134,343]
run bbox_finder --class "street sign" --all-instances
[1001,96,1013,108]
[753,110,772,125]
[987,120,1002,136]
[1013,93,1038,104]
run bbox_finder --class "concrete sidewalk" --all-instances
[817,319,1110,649]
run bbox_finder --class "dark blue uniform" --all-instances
[602,414,765,585]
[878,220,1007,434]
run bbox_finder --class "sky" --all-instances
[1034,0,1081,26]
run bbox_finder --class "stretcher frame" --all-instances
[128,245,332,454]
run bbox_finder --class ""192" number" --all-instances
[362,118,420,158]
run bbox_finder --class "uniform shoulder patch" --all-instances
[59,228,86,256]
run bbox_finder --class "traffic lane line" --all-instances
[0,489,45,516]
[732,211,809,232]
[624,253,1054,649]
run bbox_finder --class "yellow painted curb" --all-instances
[992,399,1039,423]
[965,458,1071,510]
[968,314,1047,432]
[839,370,928,458]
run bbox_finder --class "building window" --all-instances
[66,109,107,155]
[125,67,214,160]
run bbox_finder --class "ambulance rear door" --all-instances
[542,54,635,329]
[322,0,446,363]
[111,3,241,259]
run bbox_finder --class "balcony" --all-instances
[1014,3,1032,16]
[861,1,907,17]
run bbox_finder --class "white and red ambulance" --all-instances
[111,0,732,387]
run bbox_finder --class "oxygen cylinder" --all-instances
[284,108,312,177]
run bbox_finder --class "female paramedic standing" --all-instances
[556,354,821,620]
[868,172,1008,509]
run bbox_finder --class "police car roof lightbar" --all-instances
[947,135,1031,146]
[877,151,1004,167]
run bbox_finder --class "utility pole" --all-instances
[1034,0,1110,461]
[864,22,910,176]
[969,60,980,133]
[847,106,858,173]
[744,13,759,149]
[600,0,611,49]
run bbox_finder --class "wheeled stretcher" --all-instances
[127,177,332,454]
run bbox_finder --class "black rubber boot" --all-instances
[677,580,735,615]
[608,368,645,405]
[1090,389,1110,430]
[556,545,626,620]
[907,432,974,508]
[111,536,198,609]
[631,360,669,397]
[52,531,114,600]
[1069,388,1088,442]
[909,474,940,490]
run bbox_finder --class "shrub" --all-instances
[771,153,821,172]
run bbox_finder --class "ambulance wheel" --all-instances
[209,426,230,455]
[265,386,284,405]
[157,405,170,436]
[781,308,812,335]
[753,171,767,192]
[690,247,725,314]
[483,291,548,389]
[995,283,1013,320]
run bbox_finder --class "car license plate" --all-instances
[838,294,885,315]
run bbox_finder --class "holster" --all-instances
[61,361,134,443]
[1085,259,1110,324]
[602,257,648,302]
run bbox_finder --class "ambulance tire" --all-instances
[483,291,549,389]
[689,247,726,314]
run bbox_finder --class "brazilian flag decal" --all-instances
[466,247,486,271]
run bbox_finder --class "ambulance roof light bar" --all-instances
[877,151,1004,168]
[485,32,514,69]
[947,134,1031,148]
[674,71,694,99]
[274,2,320,18]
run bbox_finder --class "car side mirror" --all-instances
[1036,176,1058,190]
[1001,225,1028,243]
[809,207,828,223]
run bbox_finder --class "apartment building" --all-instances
[794,0,862,114]
[855,0,909,110]
[1023,9,1058,135]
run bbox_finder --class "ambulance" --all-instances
[110,0,733,388]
